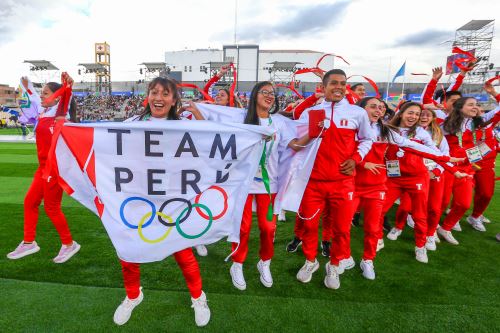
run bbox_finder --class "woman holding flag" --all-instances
[115,77,210,327]
[229,81,312,290]
[7,74,81,264]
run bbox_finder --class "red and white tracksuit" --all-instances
[232,114,296,263]
[471,125,498,218]
[357,124,451,259]
[394,132,455,237]
[288,94,333,243]
[380,127,445,248]
[441,108,500,231]
[297,99,374,265]
[24,105,73,245]
[120,115,203,299]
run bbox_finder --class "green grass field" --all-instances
[0,142,499,332]
[0,127,34,135]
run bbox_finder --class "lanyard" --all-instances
[458,119,477,147]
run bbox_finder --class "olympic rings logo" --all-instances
[119,186,228,244]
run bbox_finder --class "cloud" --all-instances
[393,29,454,47]
[236,1,351,42]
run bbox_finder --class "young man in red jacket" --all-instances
[295,69,374,289]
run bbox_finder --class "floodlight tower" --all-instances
[452,20,495,85]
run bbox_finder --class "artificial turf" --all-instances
[0,142,499,332]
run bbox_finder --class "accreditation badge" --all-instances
[386,160,401,177]
[423,158,437,171]
[465,146,482,163]
[477,142,492,157]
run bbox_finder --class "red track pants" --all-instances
[293,204,333,242]
[441,172,474,231]
[120,248,202,299]
[23,167,73,245]
[472,161,496,218]
[352,189,385,261]
[381,177,429,248]
[232,193,277,263]
[395,176,445,237]
[298,179,355,266]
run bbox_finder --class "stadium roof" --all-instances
[140,62,167,70]
[457,20,494,31]
[78,63,107,70]
[261,50,322,54]
[23,60,58,70]
[266,61,303,69]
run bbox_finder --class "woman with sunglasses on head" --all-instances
[438,97,500,244]
[116,77,210,328]
[229,81,312,291]
[353,97,459,278]
[7,73,81,264]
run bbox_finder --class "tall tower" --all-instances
[95,42,111,94]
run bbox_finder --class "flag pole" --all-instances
[401,60,406,99]
[385,57,391,103]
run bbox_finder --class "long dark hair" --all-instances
[443,97,483,134]
[244,81,279,125]
[389,102,422,138]
[139,77,180,120]
[357,97,393,142]
[46,82,78,122]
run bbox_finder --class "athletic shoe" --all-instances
[479,215,491,224]
[296,259,319,283]
[407,215,415,228]
[194,245,208,257]
[352,212,361,227]
[53,241,81,263]
[320,241,331,257]
[425,236,436,251]
[286,237,302,253]
[415,246,428,263]
[7,241,40,259]
[467,216,486,232]
[445,208,451,215]
[360,259,376,280]
[452,221,462,232]
[437,228,459,245]
[113,287,144,326]
[337,256,355,275]
[257,259,273,288]
[376,239,384,252]
[383,216,392,232]
[387,228,402,241]
[434,231,441,243]
[277,210,286,222]
[496,233,500,242]
[230,262,246,290]
[191,291,210,327]
[324,262,340,289]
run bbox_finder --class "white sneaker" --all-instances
[452,222,462,232]
[296,259,319,283]
[387,228,402,241]
[194,245,208,256]
[434,231,441,243]
[337,256,355,275]
[53,241,81,263]
[360,259,376,280]
[324,262,340,289]
[257,259,273,287]
[376,239,384,252]
[7,241,40,259]
[230,262,246,290]
[407,215,415,228]
[467,216,486,232]
[113,287,144,326]
[415,246,428,263]
[437,227,459,245]
[191,291,210,327]
[425,236,436,251]
[479,215,491,224]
